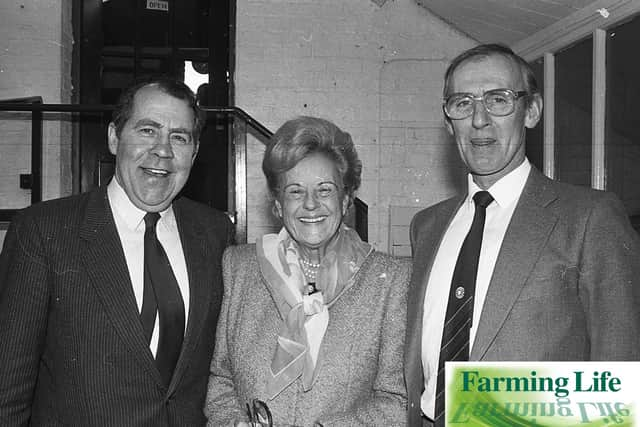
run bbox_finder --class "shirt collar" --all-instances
[465,158,531,208]
[107,178,175,232]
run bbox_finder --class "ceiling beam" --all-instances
[513,0,640,60]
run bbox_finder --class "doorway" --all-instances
[73,0,235,212]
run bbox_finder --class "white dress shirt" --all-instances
[420,159,531,419]
[107,178,190,357]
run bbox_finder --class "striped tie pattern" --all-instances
[434,191,493,425]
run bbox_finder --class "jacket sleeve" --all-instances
[579,192,640,359]
[0,211,50,426]
[204,246,249,426]
[317,259,411,426]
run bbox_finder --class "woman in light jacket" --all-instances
[205,116,409,426]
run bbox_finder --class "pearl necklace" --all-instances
[300,258,320,269]
[299,262,318,281]
[299,257,320,294]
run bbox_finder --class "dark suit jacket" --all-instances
[404,167,640,426]
[0,187,231,426]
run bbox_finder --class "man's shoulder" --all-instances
[411,196,460,229]
[13,189,99,225]
[173,197,232,234]
[174,197,229,221]
[528,171,622,211]
[173,198,234,248]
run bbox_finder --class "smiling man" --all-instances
[0,78,232,426]
[404,44,640,427]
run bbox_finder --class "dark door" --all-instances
[73,0,234,212]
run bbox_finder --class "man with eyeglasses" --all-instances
[405,44,640,427]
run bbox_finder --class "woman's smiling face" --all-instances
[275,153,349,252]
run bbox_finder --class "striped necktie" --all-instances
[434,190,493,425]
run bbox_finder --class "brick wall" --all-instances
[0,0,73,246]
[0,0,475,252]
[236,0,475,251]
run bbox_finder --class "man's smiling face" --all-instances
[108,84,198,212]
[445,54,541,189]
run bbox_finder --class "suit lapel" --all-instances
[79,188,162,383]
[405,197,462,394]
[167,200,212,392]
[471,169,559,360]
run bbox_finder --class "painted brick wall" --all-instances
[0,0,475,252]
[236,0,475,251]
[0,0,73,246]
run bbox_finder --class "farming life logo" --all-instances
[445,362,639,426]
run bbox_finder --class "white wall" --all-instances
[0,0,73,247]
[0,0,476,252]
[236,0,475,251]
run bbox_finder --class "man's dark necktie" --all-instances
[140,212,185,387]
[434,191,493,425]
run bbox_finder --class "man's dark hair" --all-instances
[443,43,539,106]
[111,77,205,143]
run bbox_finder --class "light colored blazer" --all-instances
[205,244,411,426]
[405,167,640,426]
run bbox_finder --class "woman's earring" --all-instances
[274,201,283,218]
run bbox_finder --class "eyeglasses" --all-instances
[443,88,529,120]
[282,182,340,201]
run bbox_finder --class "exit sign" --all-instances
[146,0,168,12]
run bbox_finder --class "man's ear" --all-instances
[525,93,543,129]
[191,141,200,162]
[444,117,454,136]
[107,123,118,155]
[191,129,201,161]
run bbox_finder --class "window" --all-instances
[526,58,544,171]
[554,37,593,187]
[605,16,640,218]
[516,5,640,224]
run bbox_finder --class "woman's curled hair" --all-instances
[262,116,362,200]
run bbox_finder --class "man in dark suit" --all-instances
[405,44,640,426]
[0,77,232,426]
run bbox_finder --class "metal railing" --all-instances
[0,100,368,243]
[0,97,44,222]
[0,100,271,243]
